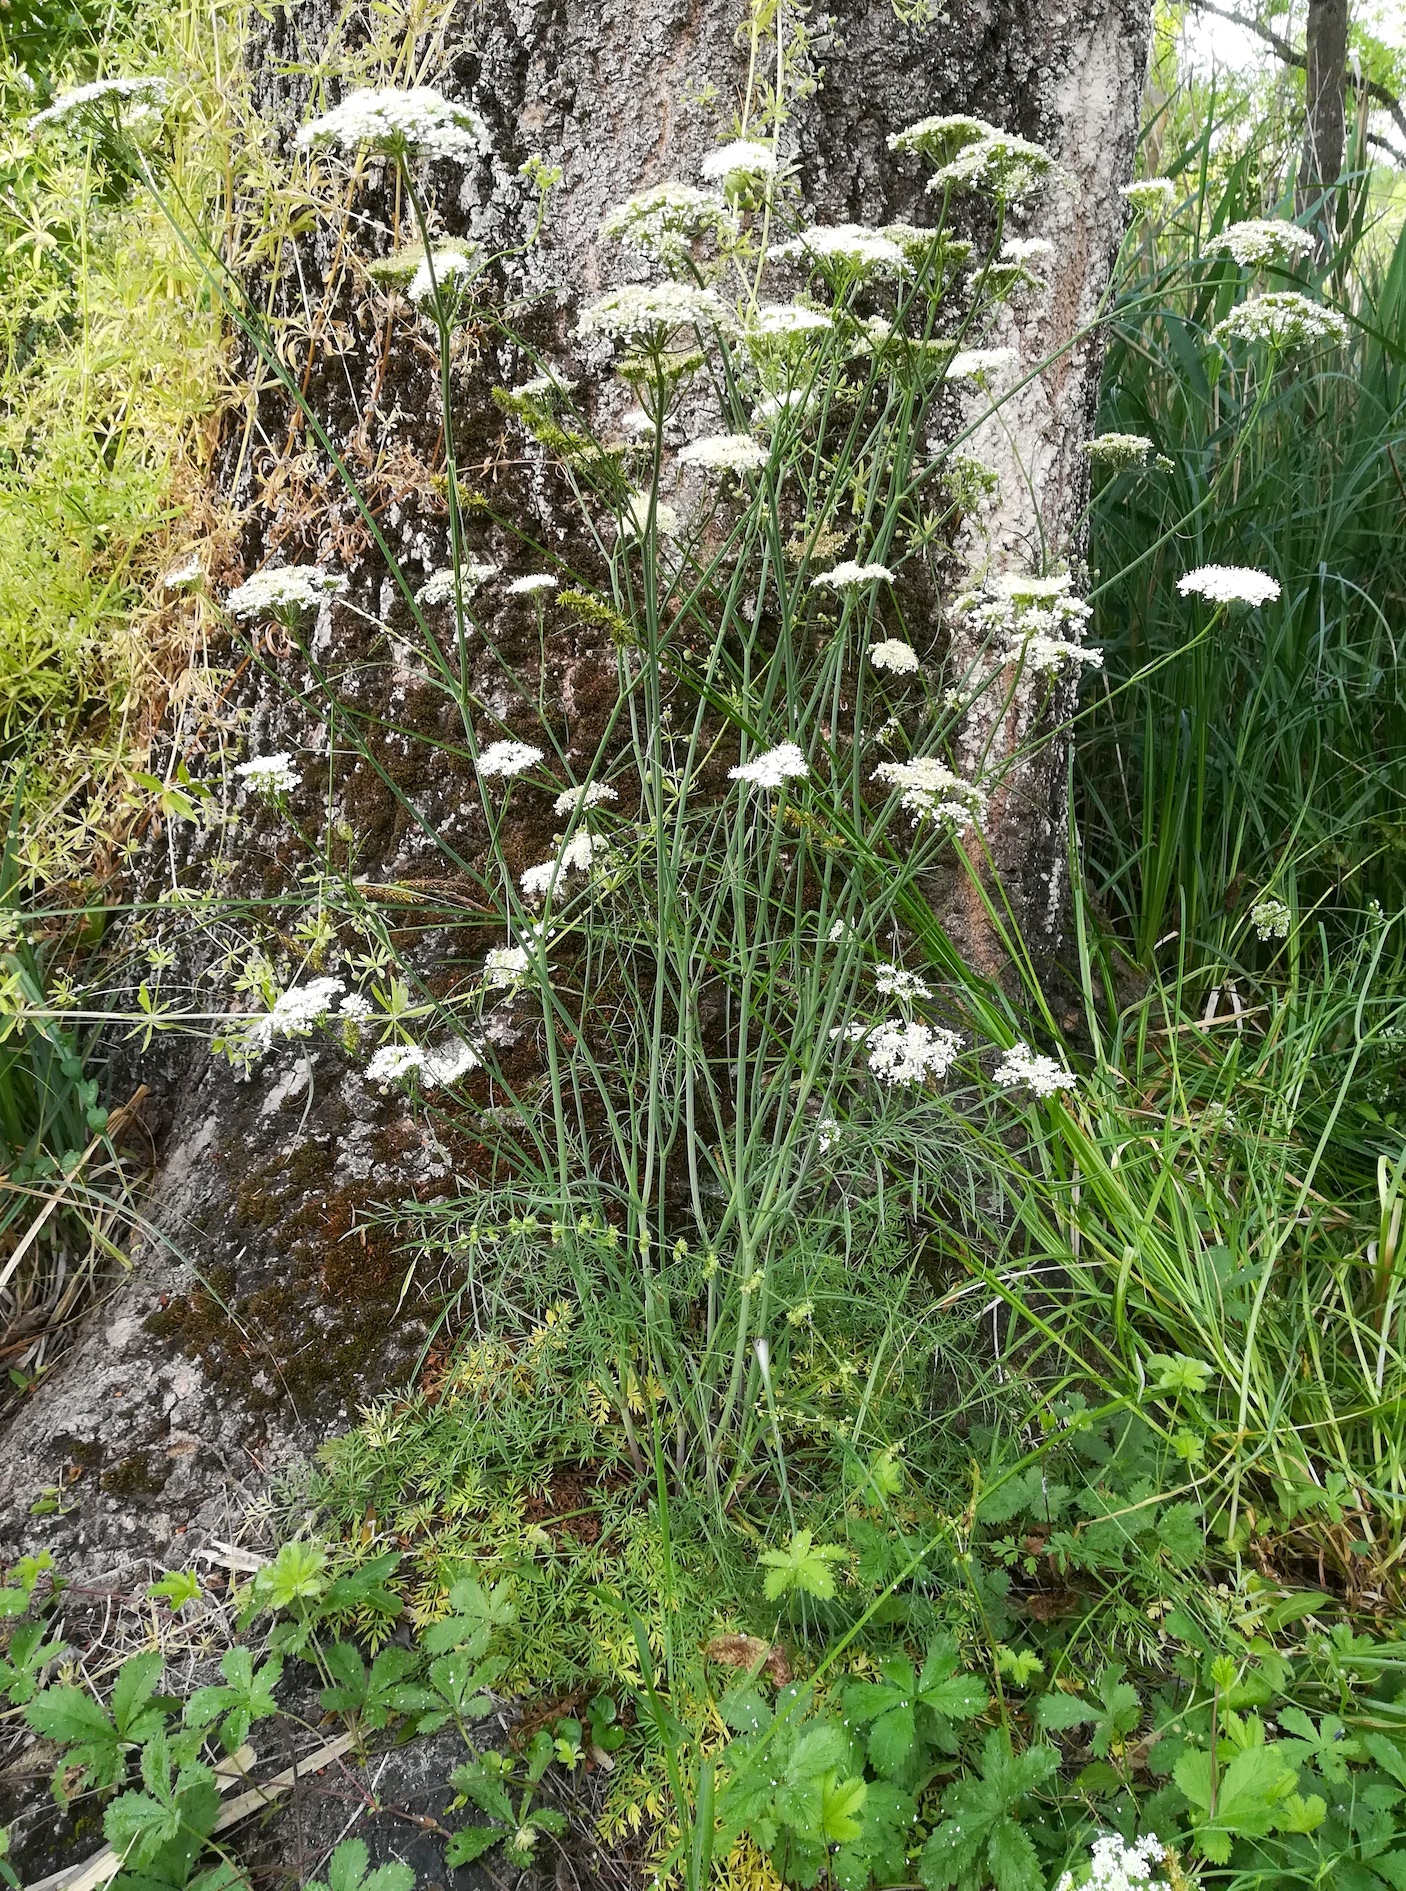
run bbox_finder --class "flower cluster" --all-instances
[1083,431,1154,469]
[845,1019,960,1086]
[235,753,299,798]
[478,739,544,779]
[248,977,347,1053]
[407,243,482,309]
[553,782,617,817]
[226,566,347,620]
[520,830,607,900]
[730,742,808,789]
[1215,218,1314,267]
[506,574,558,597]
[994,1040,1076,1096]
[1023,636,1103,675]
[623,492,681,540]
[700,140,777,186]
[890,114,1056,202]
[957,572,1099,674]
[775,225,907,278]
[418,560,497,605]
[366,1037,481,1089]
[813,561,895,592]
[679,433,769,475]
[870,638,920,675]
[747,303,832,340]
[946,347,1018,381]
[1000,236,1054,266]
[1213,291,1348,351]
[31,75,170,130]
[600,183,733,261]
[873,758,986,829]
[578,282,730,344]
[1054,1833,1168,1891]
[1177,565,1280,607]
[297,86,491,163]
[484,945,531,988]
[874,962,932,1002]
[1251,895,1291,940]
[1122,178,1177,218]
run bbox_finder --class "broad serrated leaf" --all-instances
[1175,1743,1298,1860]
[445,1826,503,1867]
[867,1703,915,1778]
[820,1773,867,1844]
[987,1818,1044,1891]
[758,1531,845,1602]
[1036,1691,1095,1734]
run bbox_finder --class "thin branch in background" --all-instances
[1190,0,1406,153]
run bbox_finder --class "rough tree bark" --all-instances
[0,0,1150,1579]
[1298,0,1350,231]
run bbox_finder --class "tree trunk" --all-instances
[0,0,1150,1580]
[1298,0,1350,233]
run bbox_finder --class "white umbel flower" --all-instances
[1177,565,1281,607]
[729,742,808,788]
[424,1039,481,1085]
[296,86,491,163]
[484,945,531,988]
[164,555,202,590]
[407,243,482,308]
[1023,635,1104,673]
[776,224,907,276]
[1251,895,1291,940]
[367,1036,481,1088]
[623,492,681,539]
[1122,178,1177,218]
[578,282,730,343]
[679,433,769,475]
[366,1043,427,1087]
[226,566,346,620]
[946,347,1018,381]
[506,574,558,596]
[874,963,932,1002]
[700,139,777,185]
[873,758,986,829]
[890,115,1056,201]
[993,1040,1076,1096]
[520,831,607,901]
[250,978,345,1053]
[1054,1831,1169,1891]
[1215,218,1314,267]
[1213,291,1348,350]
[869,638,920,674]
[477,739,544,778]
[1083,431,1155,469]
[235,753,299,797]
[849,1019,960,1086]
[749,303,832,338]
[552,782,618,817]
[600,183,733,259]
[1000,237,1054,265]
[30,76,170,129]
[813,561,895,591]
[418,560,497,605]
